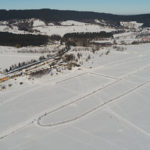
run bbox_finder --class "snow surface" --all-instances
[0,19,116,36]
[0,46,46,71]
[0,25,28,34]
[120,21,143,29]
[0,43,150,149]
[0,44,64,71]
[114,32,138,44]
[33,23,115,36]
[60,20,88,26]
[33,19,46,27]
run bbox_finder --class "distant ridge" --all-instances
[0,9,150,27]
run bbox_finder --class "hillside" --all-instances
[0,9,150,27]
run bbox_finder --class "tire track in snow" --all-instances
[1,58,150,140]
[37,80,150,128]
[0,72,95,140]
[0,120,34,140]
[107,108,150,137]
[0,72,87,106]
[37,63,150,127]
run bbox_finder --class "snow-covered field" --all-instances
[0,44,63,72]
[0,49,42,73]
[0,20,116,36]
[0,43,150,150]
[33,21,115,36]
[0,53,41,70]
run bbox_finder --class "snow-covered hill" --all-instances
[0,19,116,36]
[120,21,143,30]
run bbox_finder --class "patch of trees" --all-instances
[63,32,113,39]
[0,32,49,47]
[17,21,33,32]
[63,54,76,62]
[29,69,50,78]
[49,34,61,41]
[112,30,126,35]
[4,59,37,73]
[62,32,113,47]
[132,40,150,45]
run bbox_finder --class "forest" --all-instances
[63,32,113,40]
[62,32,113,46]
[0,9,150,27]
[0,32,49,47]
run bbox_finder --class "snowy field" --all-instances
[0,20,116,36]
[0,45,62,71]
[33,21,115,36]
[0,53,41,70]
[0,44,150,149]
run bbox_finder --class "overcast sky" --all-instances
[0,0,150,14]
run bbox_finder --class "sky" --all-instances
[0,0,150,15]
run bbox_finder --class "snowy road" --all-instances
[0,44,150,150]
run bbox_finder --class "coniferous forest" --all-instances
[0,9,150,27]
[0,32,49,47]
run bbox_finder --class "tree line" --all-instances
[0,32,49,47]
[62,32,113,46]
[0,9,150,27]
[63,32,113,40]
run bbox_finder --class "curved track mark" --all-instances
[37,80,150,128]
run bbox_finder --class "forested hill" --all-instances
[0,9,150,27]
